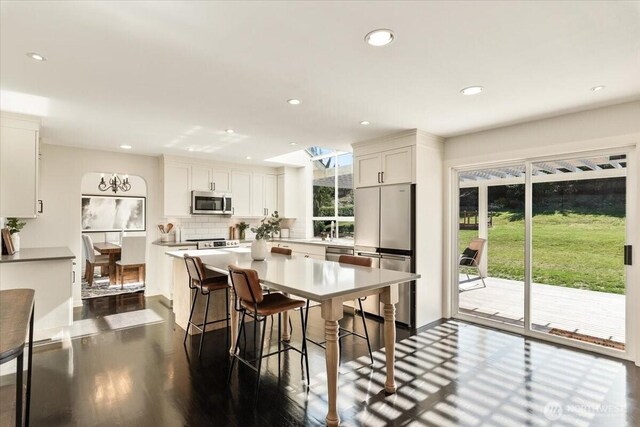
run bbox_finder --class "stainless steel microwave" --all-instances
[191,191,233,215]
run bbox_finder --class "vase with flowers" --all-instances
[250,211,281,261]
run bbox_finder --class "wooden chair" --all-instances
[183,255,230,357]
[115,236,146,289]
[304,254,374,365]
[82,234,110,287]
[227,265,309,389]
[459,237,487,291]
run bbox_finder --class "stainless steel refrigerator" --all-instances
[354,183,415,327]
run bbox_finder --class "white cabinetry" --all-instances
[274,242,325,260]
[191,166,230,192]
[0,115,40,218]
[163,163,191,217]
[353,146,414,188]
[264,174,278,216]
[191,166,212,191]
[251,173,265,216]
[231,171,252,217]
[251,173,278,217]
[211,170,230,192]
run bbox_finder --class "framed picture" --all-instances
[81,195,146,232]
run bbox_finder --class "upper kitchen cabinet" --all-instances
[191,166,230,192]
[231,171,252,217]
[353,131,416,188]
[264,174,278,216]
[354,153,383,188]
[163,162,191,217]
[251,173,277,217]
[0,114,40,218]
[381,146,414,185]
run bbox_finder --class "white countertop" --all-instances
[165,248,419,301]
[0,247,76,263]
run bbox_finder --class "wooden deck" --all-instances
[459,275,625,344]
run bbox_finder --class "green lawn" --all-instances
[459,212,625,294]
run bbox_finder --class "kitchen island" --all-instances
[166,246,420,426]
[0,247,75,341]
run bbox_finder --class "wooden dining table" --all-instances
[174,247,421,426]
[93,242,121,284]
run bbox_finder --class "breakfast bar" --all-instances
[166,246,420,426]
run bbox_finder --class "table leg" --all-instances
[281,292,291,341]
[16,352,23,427]
[382,303,397,393]
[380,285,399,394]
[228,282,238,355]
[26,305,34,426]
[321,298,343,427]
[109,254,117,285]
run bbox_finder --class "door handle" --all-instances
[624,245,632,265]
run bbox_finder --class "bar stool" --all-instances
[183,255,230,357]
[305,254,374,365]
[227,265,310,389]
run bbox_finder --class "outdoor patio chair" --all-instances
[459,237,486,291]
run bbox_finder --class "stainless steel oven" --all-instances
[191,191,233,215]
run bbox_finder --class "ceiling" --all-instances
[1,1,639,165]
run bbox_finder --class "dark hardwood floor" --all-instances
[18,294,639,426]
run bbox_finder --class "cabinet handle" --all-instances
[304,255,309,258]
[37,200,43,214]
[212,182,216,191]
[377,172,381,183]
[380,171,384,183]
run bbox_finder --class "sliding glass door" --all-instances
[457,165,525,329]
[454,150,633,358]
[531,154,627,350]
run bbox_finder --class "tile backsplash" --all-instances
[159,215,305,241]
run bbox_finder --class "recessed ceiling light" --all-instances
[287,99,301,105]
[591,85,605,92]
[188,148,195,152]
[225,129,235,134]
[365,29,394,47]
[119,144,132,150]
[360,120,371,125]
[245,156,252,160]
[289,142,298,146]
[26,52,46,61]
[460,86,484,96]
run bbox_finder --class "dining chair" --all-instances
[82,234,110,287]
[183,255,230,357]
[115,236,146,289]
[304,254,375,365]
[227,265,309,389]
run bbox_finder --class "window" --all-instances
[310,147,354,239]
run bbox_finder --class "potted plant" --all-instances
[6,218,26,252]
[236,221,250,241]
[250,211,281,261]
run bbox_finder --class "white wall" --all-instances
[442,101,640,365]
[17,144,163,306]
